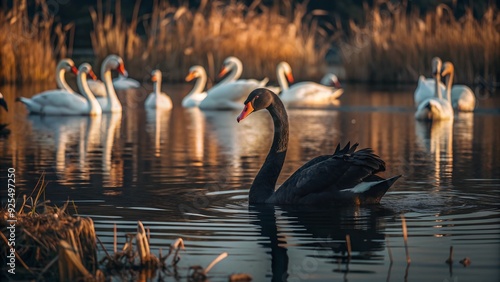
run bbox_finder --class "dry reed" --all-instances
[0,0,70,84]
[340,3,500,84]
[90,0,333,83]
[0,178,99,281]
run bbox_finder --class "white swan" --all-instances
[96,54,128,113]
[86,57,137,101]
[414,57,446,107]
[441,61,476,112]
[144,69,173,110]
[17,63,102,116]
[56,58,79,93]
[320,73,342,88]
[112,72,141,90]
[199,56,268,110]
[415,58,454,121]
[182,65,208,108]
[277,62,343,106]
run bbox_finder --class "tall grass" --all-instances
[340,3,500,84]
[0,1,70,84]
[90,0,333,82]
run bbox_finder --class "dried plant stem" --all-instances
[401,215,411,264]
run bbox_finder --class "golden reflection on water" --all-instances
[1,83,499,196]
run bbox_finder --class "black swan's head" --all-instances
[237,88,275,122]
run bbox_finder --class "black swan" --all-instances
[237,88,401,205]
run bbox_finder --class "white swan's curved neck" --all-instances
[277,65,289,91]
[77,73,101,114]
[220,60,242,84]
[102,64,121,111]
[188,70,207,96]
[434,71,442,100]
[57,68,75,93]
[444,69,453,102]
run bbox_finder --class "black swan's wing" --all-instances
[279,142,358,189]
[272,143,387,203]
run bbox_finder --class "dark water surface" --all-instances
[1,83,499,281]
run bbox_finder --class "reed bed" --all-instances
[0,176,99,281]
[90,0,332,83]
[0,177,234,281]
[340,3,500,84]
[0,1,70,84]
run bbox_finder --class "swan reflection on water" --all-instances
[146,108,172,158]
[415,119,453,187]
[249,204,387,281]
[26,113,123,188]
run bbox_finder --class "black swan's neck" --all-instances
[249,96,289,203]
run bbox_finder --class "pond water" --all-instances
[1,83,499,281]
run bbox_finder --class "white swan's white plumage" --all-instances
[182,65,208,108]
[17,63,102,116]
[56,58,78,93]
[277,62,343,106]
[199,56,268,110]
[320,73,342,88]
[415,58,454,121]
[95,54,128,113]
[441,61,476,112]
[112,72,141,90]
[86,79,107,98]
[414,57,446,107]
[144,69,173,110]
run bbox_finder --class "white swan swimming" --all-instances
[144,69,173,110]
[182,65,208,108]
[86,57,138,99]
[441,61,476,112]
[320,73,342,88]
[277,62,343,106]
[17,63,102,116]
[112,72,141,90]
[415,57,454,121]
[55,58,79,93]
[95,54,128,113]
[199,56,268,110]
[414,57,446,107]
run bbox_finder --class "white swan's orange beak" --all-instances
[218,66,229,78]
[286,71,294,84]
[185,72,196,82]
[117,63,127,76]
[151,75,157,82]
[237,102,254,123]
[88,70,98,81]
[71,66,78,75]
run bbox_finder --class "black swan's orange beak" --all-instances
[237,102,254,123]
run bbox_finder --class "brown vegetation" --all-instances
[340,3,500,84]
[0,1,70,84]
[90,0,332,83]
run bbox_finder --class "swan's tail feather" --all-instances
[333,142,359,155]
[360,175,402,204]
[16,97,41,113]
